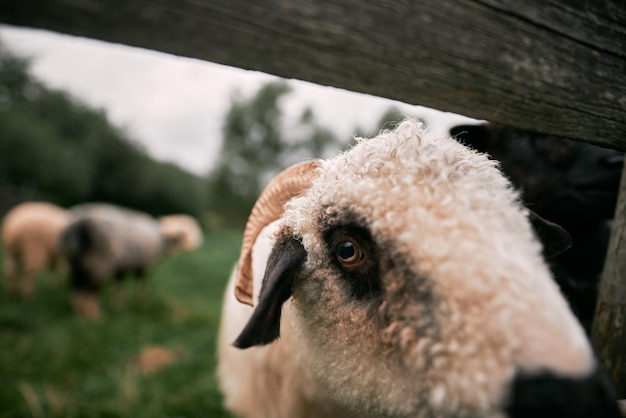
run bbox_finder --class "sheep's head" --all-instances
[233,120,619,418]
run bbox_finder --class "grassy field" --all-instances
[0,229,242,418]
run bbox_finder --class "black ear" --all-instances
[528,211,573,258]
[234,234,307,349]
[450,124,491,154]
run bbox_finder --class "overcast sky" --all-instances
[0,24,478,175]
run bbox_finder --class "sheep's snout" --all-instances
[505,369,622,418]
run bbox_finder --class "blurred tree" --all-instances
[207,81,347,227]
[0,39,207,219]
[0,40,36,104]
[0,101,93,206]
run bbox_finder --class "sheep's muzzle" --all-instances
[505,369,622,417]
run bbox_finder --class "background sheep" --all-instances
[218,120,620,418]
[1,201,70,296]
[59,203,180,320]
[158,214,203,253]
[449,123,624,333]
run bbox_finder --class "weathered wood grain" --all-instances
[593,165,626,399]
[0,0,624,148]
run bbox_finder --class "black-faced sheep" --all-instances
[450,123,624,333]
[158,214,203,253]
[217,120,621,418]
[1,201,70,296]
[59,203,180,319]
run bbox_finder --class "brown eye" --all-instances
[335,239,367,271]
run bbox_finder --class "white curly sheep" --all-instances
[1,201,70,295]
[217,120,620,418]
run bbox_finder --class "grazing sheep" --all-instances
[1,202,70,295]
[450,123,624,333]
[59,203,180,319]
[218,120,620,418]
[158,214,203,252]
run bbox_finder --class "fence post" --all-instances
[592,159,626,399]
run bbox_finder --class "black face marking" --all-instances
[506,369,621,418]
[324,224,381,299]
[234,233,307,349]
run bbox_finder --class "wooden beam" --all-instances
[1,0,624,149]
[593,163,626,399]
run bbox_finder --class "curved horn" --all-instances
[235,160,321,306]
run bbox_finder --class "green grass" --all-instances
[0,230,242,418]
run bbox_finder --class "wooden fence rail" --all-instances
[0,0,624,148]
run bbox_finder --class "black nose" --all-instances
[506,369,623,418]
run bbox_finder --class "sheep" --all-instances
[158,214,203,253]
[1,201,70,296]
[59,203,180,320]
[217,119,621,418]
[449,123,624,333]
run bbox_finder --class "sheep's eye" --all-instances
[335,239,367,271]
[337,241,356,259]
